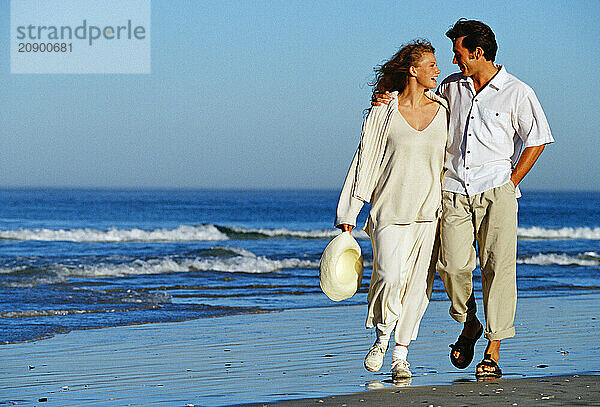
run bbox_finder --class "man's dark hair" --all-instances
[446,19,497,62]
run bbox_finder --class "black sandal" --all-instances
[449,324,483,369]
[475,353,502,378]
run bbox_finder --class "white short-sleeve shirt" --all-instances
[438,66,554,197]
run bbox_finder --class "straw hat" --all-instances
[319,231,363,301]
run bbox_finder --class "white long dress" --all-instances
[335,101,447,345]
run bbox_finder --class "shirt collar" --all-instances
[487,65,508,90]
[457,65,508,91]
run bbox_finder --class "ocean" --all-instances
[0,188,599,345]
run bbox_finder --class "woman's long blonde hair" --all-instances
[370,40,435,99]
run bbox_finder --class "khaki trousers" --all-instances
[437,182,518,341]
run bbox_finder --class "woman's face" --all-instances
[414,53,441,89]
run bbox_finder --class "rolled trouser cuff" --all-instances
[448,292,477,323]
[485,326,515,341]
[449,307,478,323]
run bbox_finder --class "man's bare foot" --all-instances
[477,340,501,375]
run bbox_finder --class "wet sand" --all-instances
[240,374,600,406]
[1,293,599,406]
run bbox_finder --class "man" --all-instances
[375,19,553,378]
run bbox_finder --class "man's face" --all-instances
[452,36,476,76]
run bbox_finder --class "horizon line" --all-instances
[1,185,599,193]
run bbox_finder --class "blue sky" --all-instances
[1,0,599,190]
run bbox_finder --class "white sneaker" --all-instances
[391,359,411,379]
[364,341,387,372]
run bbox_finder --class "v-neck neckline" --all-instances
[396,104,441,133]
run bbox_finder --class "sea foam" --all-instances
[0,224,369,242]
[518,251,600,267]
[0,224,229,242]
[1,224,598,242]
[517,226,600,240]
[55,246,319,278]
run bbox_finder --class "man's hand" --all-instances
[371,91,392,106]
[510,145,546,187]
[336,224,354,232]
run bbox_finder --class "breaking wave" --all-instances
[0,224,597,242]
[518,252,600,267]
[71,255,318,277]
[0,224,229,242]
[216,225,368,239]
[1,246,319,286]
[517,226,600,240]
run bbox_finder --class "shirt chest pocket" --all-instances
[479,107,513,144]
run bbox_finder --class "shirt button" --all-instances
[474,99,478,102]
[471,116,474,119]
[466,167,470,169]
[467,150,471,153]
[466,183,470,186]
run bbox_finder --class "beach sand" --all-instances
[241,374,600,406]
[1,293,599,406]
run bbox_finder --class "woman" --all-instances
[335,40,447,381]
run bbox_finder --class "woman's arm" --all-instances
[335,148,365,229]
